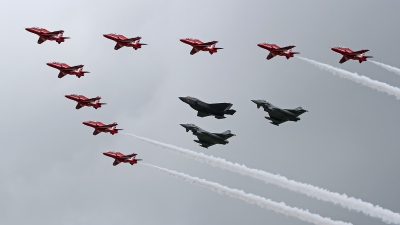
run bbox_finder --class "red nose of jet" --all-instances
[180,38,189,44]
[82,121,91,126]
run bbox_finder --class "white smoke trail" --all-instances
[298,57,400,100]
[370,61,400,76]
[125,133,400,224]
[143,163,351,225]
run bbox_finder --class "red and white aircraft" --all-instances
[65,94,106,109]
[103,151,142,166]
[331,46,373,64]
[82,121,123,136]
[25,27,70,44]
[103,33,147,50]
[180,38,223,55]
[257,43,299,60]
[47,62,90,78]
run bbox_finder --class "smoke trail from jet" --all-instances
[370,61,400,76]
[298,57,400,100]
[125,133,400,224]
[143,163,351,225]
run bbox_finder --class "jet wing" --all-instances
[114,43,123,50]
[98,124,115,128]
[197,111,211,117]
[195,41,217,47]
[190,48,200,55]
[113,160,121,166]
[267,111,288,125]
[120,36,141,43]
[42,30,63,36]
[37,37,46,44]
[347,49,369,56]
[267,53,276,60]
[81,97,99,103]
[339,56,349,64]
[63,65,83,71]
[196,137,216,148]
[208,103,232,111]
[119,153,137,159]
[275,45,295,52]
[75,103,84,109]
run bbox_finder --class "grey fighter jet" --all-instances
[179,96,236,119]
[180,124,235,148]
[251,100,307,126]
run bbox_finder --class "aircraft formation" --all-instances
[25,26,375,164]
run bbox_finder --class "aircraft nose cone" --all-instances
[180,124,190,129]
[179,97,187,102]
[251,100,259,104]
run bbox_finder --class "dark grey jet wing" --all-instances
[196,137,216,148]
[267,111,288,125]
[208,103,232,111]
[197,111,211,117]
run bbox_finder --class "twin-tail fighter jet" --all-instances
[103,151,142,166]
[103,34,147,50]
[180,38,223,55]
[82,121,123,135]
[179,96,236,119]
[331,46,373,64]
[257,43,299,60]
[180,124,235,148]
[65,94,106,109]
[25,27,70,44]
[251,100,307,126]
[47,62,90,78]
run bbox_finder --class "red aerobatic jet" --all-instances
[257,43,299,60]
[103,151,142,166]
[331,46,373,64]
[103,33,147,50]
[180,38,223,55]
[47,62,90,78]
[82,121,123,135]
[25,27,70,44]
[65,94,106,110]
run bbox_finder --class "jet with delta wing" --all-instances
[103,151,142,166]
[180,124,235,148]
[331,46,373,64]
[257,43,299,60]
[179,96,236,119]
[103,33,147,50]
[25,27,70,44]
[65,94,106,109]
[47,62,90,78]
[251,100,307,126]
[180,38,223,55]
[82,121,123,135]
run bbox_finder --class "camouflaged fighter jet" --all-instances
[179,96,236,119]
[251,100,307,126]
[180,124,235,148]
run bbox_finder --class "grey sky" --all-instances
[1,1,400,225]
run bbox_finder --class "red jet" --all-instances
[257,43,299,60]
[103,151,142,166]
[82,121,123,135]
[25,27,70,44]
[65,94,106,109]
[47,62,90,78]
[103,33,147,50]
[331,46,373,64]
[180,38,223,55]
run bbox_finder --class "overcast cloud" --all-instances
[1,1,400,225]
